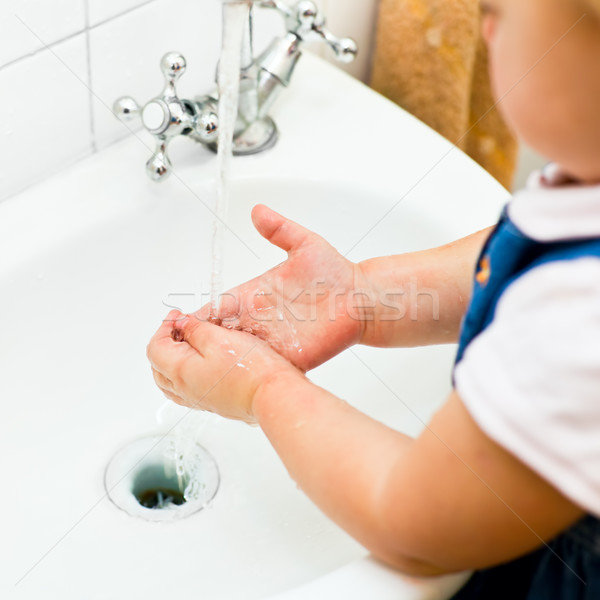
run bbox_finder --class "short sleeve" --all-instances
[454,257,600,517]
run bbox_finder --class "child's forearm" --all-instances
[253,371,443,574]
[357,227,492,348]
[253,368,584,577]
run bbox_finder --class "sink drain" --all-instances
[104,435,219,522]
[136,486,185,509]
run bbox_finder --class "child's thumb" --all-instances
[251,204,310,253]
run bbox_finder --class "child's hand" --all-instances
[147,310,303,423]
[196,205,369,371]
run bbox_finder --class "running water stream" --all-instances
[158,2,250,505]
[210,1,250,314]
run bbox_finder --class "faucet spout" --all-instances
[220,0,266,148]
[113,0,358,178]
[220,0,254,69]
[240,7,253,70]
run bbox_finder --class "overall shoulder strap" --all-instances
[455,211,600,367]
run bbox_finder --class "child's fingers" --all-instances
[191,302,211,321]
[161,309,189,326]
[161,388,186,407]
[152,367,174,392]
[251,204,311,253]
[176,315,223,356]
[192,291,242,324]
[147,311,198,377]
[146,310,180,369]
[152,368,185,405]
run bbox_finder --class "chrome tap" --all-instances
[113,0,357,181]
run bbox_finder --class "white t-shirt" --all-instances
[454,165,600,517]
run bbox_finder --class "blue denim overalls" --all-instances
[450,209,600,599]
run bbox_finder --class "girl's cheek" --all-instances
[481,15,497,46]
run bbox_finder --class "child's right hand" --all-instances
[195,205,370,371]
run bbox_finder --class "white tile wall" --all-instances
[0,0,379,202]
[89,0,222,150]
[0,33,92,200]
[87,0,157,27]
[322,0,379,82]
[1,0,85,66]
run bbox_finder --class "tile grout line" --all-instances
[83,0,98,153]
[0,29,86,72]
[0,0,160,73]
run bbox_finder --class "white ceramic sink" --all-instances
[0,54,509,599]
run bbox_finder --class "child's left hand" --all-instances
[147,310,304,423]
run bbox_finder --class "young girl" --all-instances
[147,0,600,596]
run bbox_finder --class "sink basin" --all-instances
[0,53,509,599]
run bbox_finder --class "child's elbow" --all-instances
[372,548,457,578]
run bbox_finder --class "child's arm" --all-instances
[195,205,491,371]
[357,227,491,348]
[148,317,584,576]
[254,375,584,575]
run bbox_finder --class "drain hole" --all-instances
[104,435,220,522]
[132,464,188,509]
[138,487,186,509]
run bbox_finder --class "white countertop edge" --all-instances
[265,556,472,600]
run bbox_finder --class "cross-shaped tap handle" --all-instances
[260,0,358,63]
[113,52,218,181]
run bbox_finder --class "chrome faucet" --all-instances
[113,0,357,181]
